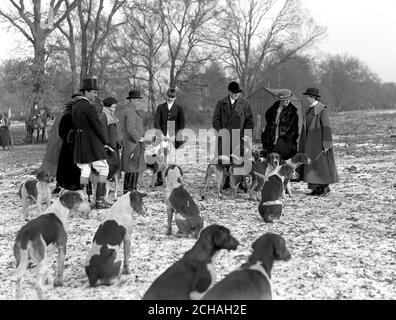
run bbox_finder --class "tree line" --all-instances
[0,0,395,125]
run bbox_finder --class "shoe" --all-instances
[318,186,331,197]
[307,189,319,196]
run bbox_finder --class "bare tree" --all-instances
[0,0,80,103]
[216,0,326,95]
[56,0,79,93]
[77,0,126,83]
[111,0,166,118]
[158,0,222,87]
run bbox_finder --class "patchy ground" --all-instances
[0,110,395,300]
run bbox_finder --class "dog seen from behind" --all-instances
[13,190,91,300]
[85,191,147,287]
[18,170,54,221]
[142,224,239,300]
[165,165,203,238]
[202,233,291,300]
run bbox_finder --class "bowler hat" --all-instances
[228,81,242,94]
[80,78,99,91]
[167,87,176,98]
[277,89,293,101]
[302,87,321,98]
[103,96,118,107]
[126,90,143,100]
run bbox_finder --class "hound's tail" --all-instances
[13,242,28,279]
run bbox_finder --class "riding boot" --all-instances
[80,184,91,202]
[123,173,132,194]
[95,182,112,209]
[130,173,139,191]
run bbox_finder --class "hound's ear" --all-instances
[176,165,183,176]
[213,227,228,248]
[60,191,81,210]
[36,171,44,180]
[164,166,171,178]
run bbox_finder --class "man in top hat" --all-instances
[120,89,148,192]
[153,87,186,186]
[261,88,299,160]
[299,87,338,196]
[72,77,112,209]
[212,81,254,189]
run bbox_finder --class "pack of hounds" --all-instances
[13,143,313,300]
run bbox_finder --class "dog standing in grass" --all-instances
[13,190,91,300]
[18,170,54,221]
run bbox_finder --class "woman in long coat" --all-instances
[120,90,147,192]
[261,89,299,160]
[299,88,338,196]
[57,95,82,190]
[99,97,122,179]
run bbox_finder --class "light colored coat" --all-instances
[120,104,146,173]
[299,102,339,185]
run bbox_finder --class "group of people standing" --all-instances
[41,78,186,209]
[41,77,338,207]
[212,82,338,196]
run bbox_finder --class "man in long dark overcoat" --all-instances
[72,78,112,209]
[261,89,299,160]
[212,81,254,189]
[153,87,186,186]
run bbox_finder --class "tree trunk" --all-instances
[33,37,46,105]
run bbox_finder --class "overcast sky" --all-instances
[0,0,395,82]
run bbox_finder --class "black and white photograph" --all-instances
[0,0,395,304]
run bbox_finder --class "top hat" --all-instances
[80,78,99,91]
[302,87,321,98]
[167,87,176,98]
[228,81,242,94]
[126,90,143,100]
[277,89,293,101]
[103,96,118,107]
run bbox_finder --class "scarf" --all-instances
[102,107,119,125]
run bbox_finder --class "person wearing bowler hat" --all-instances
[72,78,113,209]
[299,87,339,196]
[153,87,186,186]
[261,89,299,160]
[120,89,148,193]
[212,81,254,190]
[99,96,122,182]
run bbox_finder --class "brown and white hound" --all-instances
[13,190,91,300]
[202,233,291,300]
[142,224,239,300]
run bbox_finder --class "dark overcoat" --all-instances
[120,105,146,173]
[72,97,109,164]
[39,112,63,177]
[57,105,81,190]
[212,96,254,159]
[261,101,299,160]
[299,102,339,185]
[154,102,186,149]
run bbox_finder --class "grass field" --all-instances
[0,110,395,300]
